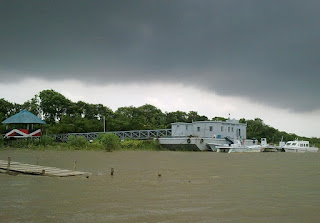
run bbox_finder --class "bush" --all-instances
[87,141,104,150]
[120,139,163,151]
[0,135,3,147]
[9,138,30,148]
[94,133,120,151]
[67,135,89,149]
[39,135,55,146]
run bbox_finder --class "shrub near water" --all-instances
[0,135,3,147]
[67,135,89,149]
[94,133,120,151]
[39,135,55,146]
[120,139,163,151]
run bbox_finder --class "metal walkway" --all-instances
[51,129,172,142]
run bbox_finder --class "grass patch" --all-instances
[0,134,166,151]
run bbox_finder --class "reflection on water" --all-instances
[0,150,320,222]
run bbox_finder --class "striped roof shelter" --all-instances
[2,110,46,124]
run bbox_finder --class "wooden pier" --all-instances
[0,159,90,177]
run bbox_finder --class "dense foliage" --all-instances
[0,89,319,147]
[0,89,209,134]
[1,136,164,151]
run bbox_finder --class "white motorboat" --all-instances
[215,140,248,153]
[208,138,267,153]
[243,138,269,152]
[283,139,318,153]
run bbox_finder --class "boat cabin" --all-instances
[285,140,309,148]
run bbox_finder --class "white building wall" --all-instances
[171,120,247,139]
[171,123,193,137]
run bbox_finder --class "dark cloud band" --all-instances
[1,0,319,111]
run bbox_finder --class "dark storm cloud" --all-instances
[1,0,320,111]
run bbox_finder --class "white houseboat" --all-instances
[282,139,319,153]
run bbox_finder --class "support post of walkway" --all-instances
[7,156,11,173]
[74,160,77,171]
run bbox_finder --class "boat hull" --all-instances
[284,147,318,153]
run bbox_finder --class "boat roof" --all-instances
[287,140,309,143]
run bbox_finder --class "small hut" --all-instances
[2,110,46,138]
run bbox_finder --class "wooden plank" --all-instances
[0,159,90,177]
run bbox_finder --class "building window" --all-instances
[228,127,230,132]
[197,127,200,132]
[221,126,223,132]
[186,125,188,130]
[231,127,234,132]
[209,126,213,131]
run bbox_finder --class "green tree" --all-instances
[0,98,17,121]
[212,116,227,121]
[39,89,72,123]
[187,111,208,122]
[21,94,41,116]
[165,111,188,126]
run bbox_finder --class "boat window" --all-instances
[299,144,303,147]
[292,143,296,146]
[197,127,200,132]
[209,126,213,131]
[221,126,223,132]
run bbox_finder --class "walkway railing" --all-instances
[50,129,172,142]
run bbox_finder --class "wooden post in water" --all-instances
[41,169,45,175]
[111,168,114,176]
[73,160,77,171]
[158,168,161,177]
[7,156,11,173]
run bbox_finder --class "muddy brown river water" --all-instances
[0,149,319,223]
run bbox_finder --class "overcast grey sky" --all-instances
[1,1,320,137]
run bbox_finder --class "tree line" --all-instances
[0,89,319,146]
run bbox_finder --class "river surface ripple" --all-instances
[0,150,319,223]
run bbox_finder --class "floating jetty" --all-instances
[0,159,90,177]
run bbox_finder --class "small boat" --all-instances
[282,139,318,153]
[243,138,268,152]
[215,140,248,153]
[208,138,267,153]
